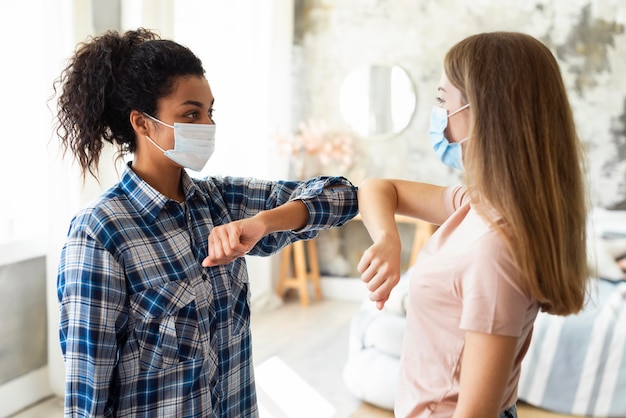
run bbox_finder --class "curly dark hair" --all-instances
[53,28,205,179]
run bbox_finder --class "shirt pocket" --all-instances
[228,258,250,335]
[130,280,201,371]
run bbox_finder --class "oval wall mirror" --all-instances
[339,65,416,139]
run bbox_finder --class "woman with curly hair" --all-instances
[357,32,589,418]
[54,28,357,417]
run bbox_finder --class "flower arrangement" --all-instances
[276,119,357,180]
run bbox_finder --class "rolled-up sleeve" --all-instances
[290,176,359,232]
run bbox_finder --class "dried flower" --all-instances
[276,119,356,179]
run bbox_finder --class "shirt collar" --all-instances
[119,163,206,223]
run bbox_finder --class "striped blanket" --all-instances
[519,278,626,417]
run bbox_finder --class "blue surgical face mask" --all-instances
[144,113,216,172]
[429,103,470,170]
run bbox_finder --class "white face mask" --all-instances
[144,113,216,171]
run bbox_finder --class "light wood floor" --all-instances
[11,299,579,418]
[249,298,580,418]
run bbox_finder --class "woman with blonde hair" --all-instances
[357,32,589,418]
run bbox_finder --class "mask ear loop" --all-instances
[145,135,167,153]
[448,103,470,118]
[144,112,175,128]
[142,112,175,153]
[449,104,471,143]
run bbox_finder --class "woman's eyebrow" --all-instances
[179,98,214,108]
[437,87,447,92]
[180,100,204,108]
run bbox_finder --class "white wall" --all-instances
[0,0,84,414]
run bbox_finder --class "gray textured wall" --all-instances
[293,0,626,209]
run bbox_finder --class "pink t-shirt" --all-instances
[395,186,540,418]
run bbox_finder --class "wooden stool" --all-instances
[276,239,321,306]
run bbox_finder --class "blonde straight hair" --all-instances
[444,32,590,315]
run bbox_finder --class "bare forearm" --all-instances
[254,200,309,234]
[454,331,518,418]
[357,178,400,244]
[202,200,309,267]
[360,178,449,227]
[357,178,403,310]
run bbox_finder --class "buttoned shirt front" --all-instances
[58,165,358,417]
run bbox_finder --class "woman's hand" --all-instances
[357,236,402,310]
[201,200,309,267]
[202,218,265,267]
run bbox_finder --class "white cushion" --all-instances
[342,348,399,410]
[363,313,405,358]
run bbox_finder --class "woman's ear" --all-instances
[129,109,150,136]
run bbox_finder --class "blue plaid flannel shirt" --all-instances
[58,165,358,417]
